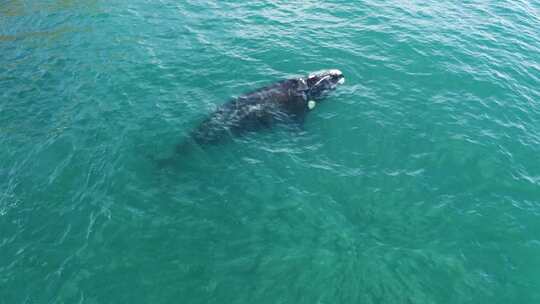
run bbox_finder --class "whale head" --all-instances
[304,69,345,100]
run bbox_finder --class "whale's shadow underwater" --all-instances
[159,69,345,167]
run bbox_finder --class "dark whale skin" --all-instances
[189,78,309,146]
[158,70,343,166]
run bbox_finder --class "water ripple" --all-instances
[1,0,540,303]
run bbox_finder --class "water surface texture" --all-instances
[2,1,540,303]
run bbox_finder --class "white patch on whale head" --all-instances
[309,69,343,79]
[327,69,343,76]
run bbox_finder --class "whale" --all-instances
[184,69,345,148]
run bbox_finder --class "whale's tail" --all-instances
[153,139,201,170]
[154,155,177,169]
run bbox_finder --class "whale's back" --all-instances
[189,80,298,145]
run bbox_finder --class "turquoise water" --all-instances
[1,0,540,303]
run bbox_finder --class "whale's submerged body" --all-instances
[187,69,345,147]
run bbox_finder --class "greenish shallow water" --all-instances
[1,1,540,303]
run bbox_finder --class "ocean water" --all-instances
[1,0,540,303]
